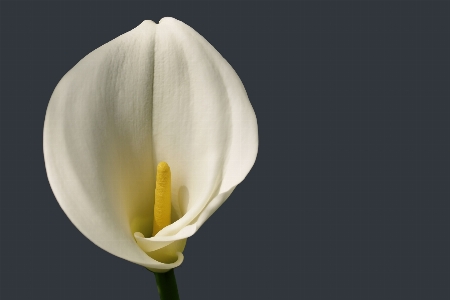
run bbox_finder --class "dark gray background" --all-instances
[1,1,449,300]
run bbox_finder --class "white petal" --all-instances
[44,18,258,271]
[44,20,178,272]
[150,18,258,239]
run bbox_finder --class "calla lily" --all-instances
[43,18,258,273]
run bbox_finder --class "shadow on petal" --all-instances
[177,185,190,218]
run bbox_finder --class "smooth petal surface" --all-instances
[44,18,258,272]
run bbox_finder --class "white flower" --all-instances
[43,18,258,272]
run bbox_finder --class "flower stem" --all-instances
[153,269,180,300]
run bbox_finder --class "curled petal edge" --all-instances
[133,187,235,252]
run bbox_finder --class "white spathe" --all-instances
[43,18,258,272]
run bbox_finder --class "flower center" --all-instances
[152,161,171,236]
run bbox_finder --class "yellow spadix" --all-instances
[152,162,171,236]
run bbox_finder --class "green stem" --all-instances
[153,269,180,300]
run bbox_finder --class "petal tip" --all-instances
[159,17,179,25]
[141,20,156,25]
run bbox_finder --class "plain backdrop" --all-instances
[1,1,449,300]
